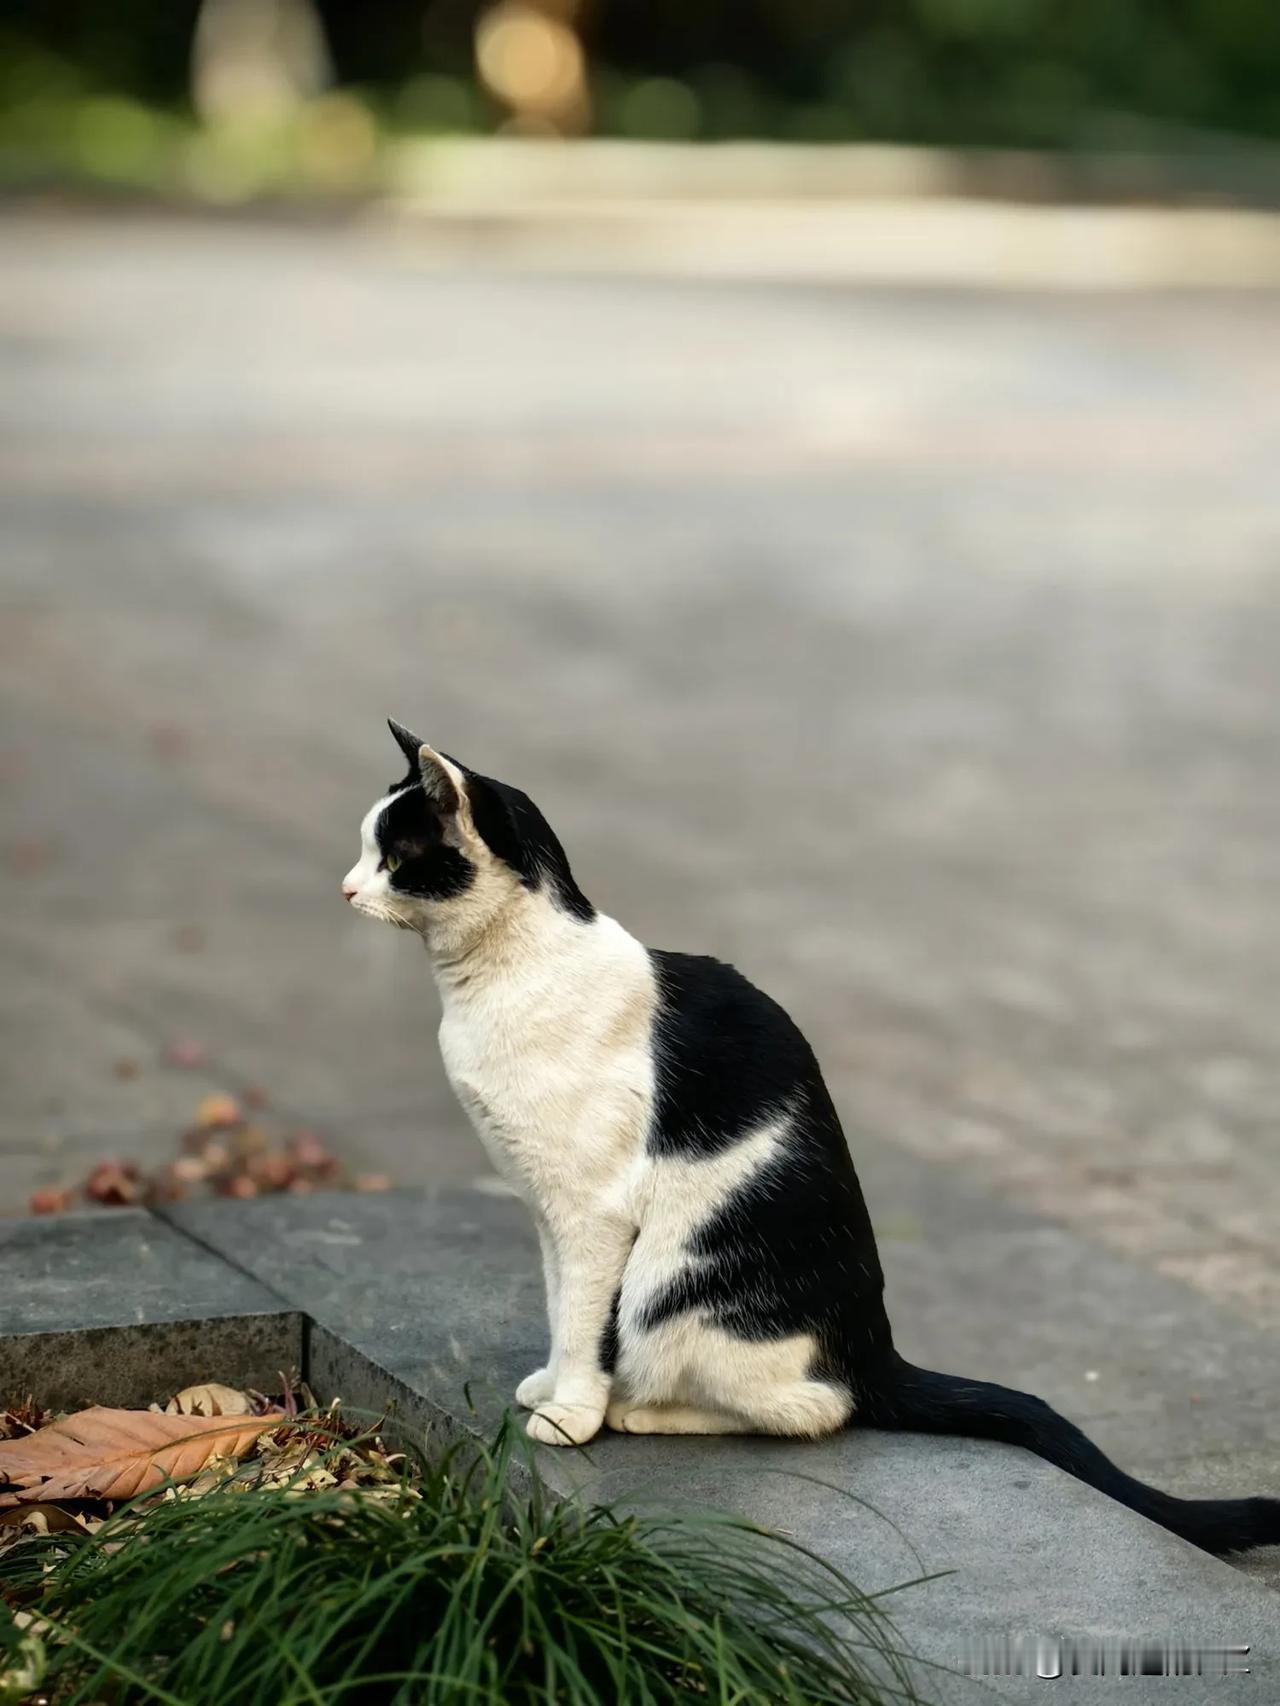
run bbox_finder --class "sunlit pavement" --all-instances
[3,212,1280,1577]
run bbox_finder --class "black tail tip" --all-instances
[1175,1495,1280,1556]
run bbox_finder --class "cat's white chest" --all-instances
[434,910,658,1212]
[439,1019,558,1170]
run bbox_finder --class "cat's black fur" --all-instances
[383,720,1280,1557]
[643,953,892,1392]
[645,949,1280,1557]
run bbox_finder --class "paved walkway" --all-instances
[7,1200,1274,1703]
[2,211,1279,1578]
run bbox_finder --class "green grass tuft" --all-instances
[1,1415,930,1706]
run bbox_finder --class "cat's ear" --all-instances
[388,718,426,768]
[416,742,464,818]
[388,719,467,824]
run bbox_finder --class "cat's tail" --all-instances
[857,1353,1280,1556]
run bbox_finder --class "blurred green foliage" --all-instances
[1,0,1279,198]
[591,0,1280,146]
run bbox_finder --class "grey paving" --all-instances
[0,1208,302,1407]
[857,1144,1280,1503]
[159,1188,1280,1703]
[162,1168,1280,1589]
[3,211,1280,1596]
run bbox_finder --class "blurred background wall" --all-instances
[3,0,1280,201]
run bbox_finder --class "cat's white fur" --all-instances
[344,744,852,1445]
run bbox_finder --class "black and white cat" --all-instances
[343,720,1279,1556]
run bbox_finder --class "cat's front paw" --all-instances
[526,1403,604,1447]
[515,1367,556,1407]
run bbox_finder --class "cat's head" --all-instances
[341,720,593,941]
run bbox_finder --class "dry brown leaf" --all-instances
[165,1038,209,1069]
[0,1501,90,1535]
[0,1406,267,1505]
[164,1383,253,1418]
[0,1399,50,1441]
[28,1186,71,1215]
[83,1160,141,1207]
[195,1094,243,1131]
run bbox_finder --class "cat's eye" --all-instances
[383,853,401,873]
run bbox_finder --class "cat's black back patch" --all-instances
[376,784,474,903]
[644,950,894,1385]
[647,952,821,1159]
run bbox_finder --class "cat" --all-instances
[342,718,1280,1556]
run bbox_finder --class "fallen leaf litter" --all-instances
[0,1378,409,1544]
[28,1064,394,1215]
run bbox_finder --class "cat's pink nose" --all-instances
[342,882,358,902]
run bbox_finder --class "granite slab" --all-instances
[160,1189,1280,1704]
[0,1208,303,1408]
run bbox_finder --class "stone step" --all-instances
[0,1207,301,1410]
[156,1189,1279,1703]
